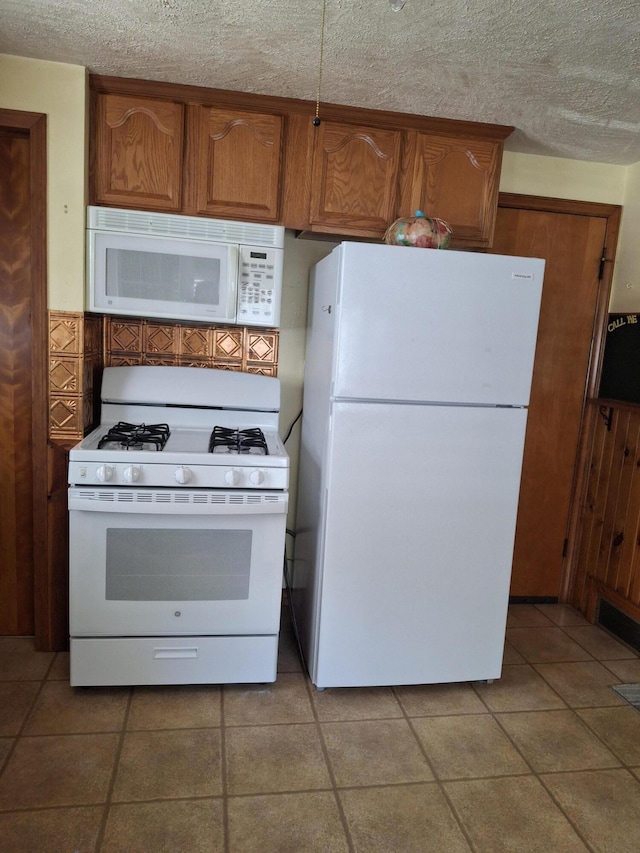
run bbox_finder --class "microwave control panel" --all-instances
[237,246,283,328]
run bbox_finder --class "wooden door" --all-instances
[491,197,617,598]
[0,110,49,645]
[191,105,283,222]
[0,129,35,634]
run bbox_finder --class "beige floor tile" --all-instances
[0,682,40,735]
[0,638,54,681]
[311,685,402,721]
[577,706,640,765]
[112,728,222,801]
[497,709,620,773]
[0,805,103,853]
[542,768,640,852]
[506,627,595,663]
[563,625,638,660]
[0,733,119,809]
[340,783,471,853]
[395,682,487,716]
[228,791,349,852]
[445,776,587,852]
[277,629,304,673]
[226,723,331,795]
[321,719,433,787]
[602,657,640,681]
[534,604,589,626]
[412,714,529,780]
[24,681,129,735]
[224,672,314,726]
[128,684,221,730]
[533,660,628,708]
[47,651,70,680]
[507,605,554,628]
[502,641,525,665]
[473,665,566,712]
[102,799,225,853]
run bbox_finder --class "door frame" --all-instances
[498,192,622,602]
[1,109,51,647]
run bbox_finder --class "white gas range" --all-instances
[68,365,289,687]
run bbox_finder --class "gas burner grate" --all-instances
[98,422,171,451]
[209,426,269,455]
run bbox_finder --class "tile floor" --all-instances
[1,602,640,852]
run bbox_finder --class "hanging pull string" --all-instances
[313,0,327,127]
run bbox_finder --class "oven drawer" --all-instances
[70,635,278,686]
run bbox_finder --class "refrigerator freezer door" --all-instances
[310,400,528,688]
[331,242,544,406]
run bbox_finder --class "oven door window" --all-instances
[106,528,252,601]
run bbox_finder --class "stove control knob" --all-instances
[250,469,265,486]
[225,469,241,486]
[123,465,141,483]
[174,466,192,485]
[96,465,113,483]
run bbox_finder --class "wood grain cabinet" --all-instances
[189,105,283,222]
[398,133,502,248]
[308,121,402,237]
[90,76,512,245]
[93,93,185,211]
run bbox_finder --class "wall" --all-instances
[0,54,87,311]
[608,162,640,313]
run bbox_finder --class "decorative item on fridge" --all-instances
[384,210,452,249]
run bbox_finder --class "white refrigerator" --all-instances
[289,241,544,688]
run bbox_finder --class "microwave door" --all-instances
[89,231,237,324]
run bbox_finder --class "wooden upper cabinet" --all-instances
[191,106,283,222]
[398,133,502,248]
[93,93,185,211]
[309,121,402,237]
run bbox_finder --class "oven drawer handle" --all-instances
[153,646,199,660]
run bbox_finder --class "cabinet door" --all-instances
[94,93,185,211]
[193,106,283,222]
[309,121,401,236]
[400,133,502,248]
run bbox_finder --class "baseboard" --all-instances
[598,599,640,654]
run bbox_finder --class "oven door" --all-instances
[68,488,287,637]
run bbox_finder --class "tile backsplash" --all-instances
[48,312,279,442]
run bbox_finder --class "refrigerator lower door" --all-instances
[311,401,528,688]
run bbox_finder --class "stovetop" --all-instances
[67,365,290,489]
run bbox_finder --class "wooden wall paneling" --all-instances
[571,404,600,612]
[572,404,614,616]
[597,409,630,587]
[606,413,640,597]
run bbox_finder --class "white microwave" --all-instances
[87,206,285,328]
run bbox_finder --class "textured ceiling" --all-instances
[1,0,639,165]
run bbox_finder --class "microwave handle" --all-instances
[227,245,239,321]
